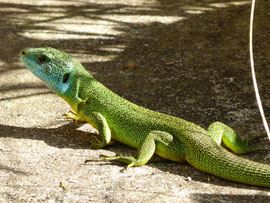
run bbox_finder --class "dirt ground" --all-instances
[1,0,270,202]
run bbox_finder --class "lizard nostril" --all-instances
[21,51,26,55]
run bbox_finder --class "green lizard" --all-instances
[20,47,270,187]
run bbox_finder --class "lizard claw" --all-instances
[88,136,106,149]
[63,110,85,123]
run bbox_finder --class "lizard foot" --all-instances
[63,110,85,123]
[244,134,266,152]
[85,153,137,169]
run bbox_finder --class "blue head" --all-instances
[20,47,86,95]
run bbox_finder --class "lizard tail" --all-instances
[185,133,270,187]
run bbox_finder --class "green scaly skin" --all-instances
[20,47,270,187]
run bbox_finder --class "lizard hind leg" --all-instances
[85,130,174,168]
[207,121,265,154]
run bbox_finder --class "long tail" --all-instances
[185,132,270,187]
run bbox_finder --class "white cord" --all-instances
[249,0,270,140]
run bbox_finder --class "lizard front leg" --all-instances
[87,112,113,148]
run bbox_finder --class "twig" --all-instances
[249,0,270,140]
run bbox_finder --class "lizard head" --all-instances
[20,47,87,95]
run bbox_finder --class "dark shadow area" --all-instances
[0,122,92,149]
[192,193,270,202]
[0,83,50,101]
[0,163,30,176]
[0,91,51,102]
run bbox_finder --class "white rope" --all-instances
[249,0,270,140]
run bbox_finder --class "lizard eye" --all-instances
[38,55,47,63]
[63,73,70,83]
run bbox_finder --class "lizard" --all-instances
[20,47,270,187]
